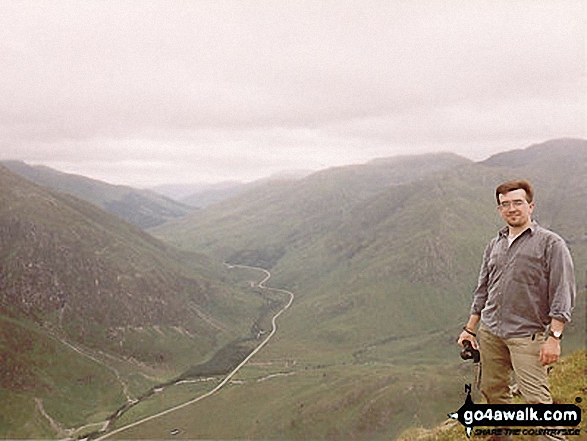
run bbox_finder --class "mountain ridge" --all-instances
[151,151,472,264]
[0,164,268,437]
[0,164,263,363]
[152,139,586,349]
[1,160,194,228]
[144,139,585,439]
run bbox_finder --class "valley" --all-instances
[0,262,293,440]
[1,139,585,439]
[91,264,294,440]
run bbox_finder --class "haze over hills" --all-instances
[152,152,472,268]
[152,169,315,208]
[152,181,246,207]
[1,160,194,228]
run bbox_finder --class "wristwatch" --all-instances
[548,330,563,340]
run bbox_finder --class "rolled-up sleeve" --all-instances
[547,238,576,323]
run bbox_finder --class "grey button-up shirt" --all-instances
[470,222,576,338]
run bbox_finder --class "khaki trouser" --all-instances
[478,324,553,404]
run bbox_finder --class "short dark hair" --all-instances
[495,179,534,204]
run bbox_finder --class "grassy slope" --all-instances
[0,166,265,438]
[94,335,587,441]
[142,141,586,439]
[151,153,471,262]
[398,350,587,441]
[0,165,259,350]
[0,315,123,438]
[111,364,463,440]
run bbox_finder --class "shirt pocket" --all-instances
[512,252,544,286]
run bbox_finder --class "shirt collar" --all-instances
[498,221,538,239]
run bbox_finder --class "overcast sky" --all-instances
[1,1,585,187]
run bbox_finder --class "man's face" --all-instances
[497,189,535,228]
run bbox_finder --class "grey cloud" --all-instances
[0,0,585,185]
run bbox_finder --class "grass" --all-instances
[107,359,467,440]
[90,310,586,441]
[398,349,587,441]
[100,321,472,441]
[0,301,261,438]
[0,316,124,437]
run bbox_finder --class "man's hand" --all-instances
[541,318,565,365]
[540,337,561,365]
[458,330,478,350]
[458,315,480,349]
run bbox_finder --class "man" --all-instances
[458,179,575,408]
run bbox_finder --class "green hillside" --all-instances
[1,161,194,228]
[398,350,586,441]
[2,139,584,439]
[146,139,586,439]
[151,152,471,267]
[0,166,262,438]
[153,141,586,349]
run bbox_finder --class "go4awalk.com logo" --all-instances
[449,385,583,438]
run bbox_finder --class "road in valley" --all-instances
[92,264,294,441]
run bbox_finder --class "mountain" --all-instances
[151,181,245,205]
[151,152,472,267]
[0,165,262,437]
[0,164,264,358]
[147,140,586,439]
[152,141,586,345]
[180,181,255,207]
[3,140,585,439]
[1,161,194,228]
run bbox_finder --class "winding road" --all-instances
[92,264,294,441]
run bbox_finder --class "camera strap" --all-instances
[474,361,482,391]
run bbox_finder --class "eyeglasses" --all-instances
[498,199,528,210]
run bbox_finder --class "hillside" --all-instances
[152,140,586,348]
[2,140,584,439]
[398,350,587,441]
[272,141,586,349]
[152,181,248,207]
[145,139,586,439]
[0,165,255,347]
[151,170,314,208]
[1,161,193,228]
[152,137,586,351]
[0,166,262,437]
[152,152,471,267]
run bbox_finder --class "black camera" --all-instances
[460,340,480,363]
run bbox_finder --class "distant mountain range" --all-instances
[151,181,247,206]
[151,169,315,208]
[1,161,194,228]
